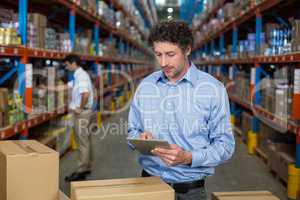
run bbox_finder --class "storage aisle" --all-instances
[59,109,287,200]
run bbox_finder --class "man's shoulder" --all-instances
[77,68,91,79]
[195,68,225,89]
[140,70,162,84]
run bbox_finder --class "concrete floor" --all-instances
[59,110,287,200]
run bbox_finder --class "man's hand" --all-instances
[39,84,46,89]
[75,107,83,114]
[140,131,153,140]
[152,144,192,166]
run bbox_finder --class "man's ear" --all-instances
[185,46,191,57]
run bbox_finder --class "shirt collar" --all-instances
[74,67,82,78]
[155,62,198,87]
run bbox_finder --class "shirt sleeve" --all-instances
[78,77,90,94]
[191,85,235,168]
[127,90,144,140]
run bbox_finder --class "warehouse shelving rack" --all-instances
[192,0,300,198]
[0,0,156,140]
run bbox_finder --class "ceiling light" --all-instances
[167,8,174,13]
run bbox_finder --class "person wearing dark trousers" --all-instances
[128,20,235,200]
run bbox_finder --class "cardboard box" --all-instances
[71,177,174,200]
[211,191,280,200]
[0,140,59,200]
[28,13,47,28]
[59,191,70,200]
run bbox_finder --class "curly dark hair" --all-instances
[148,20,193,51]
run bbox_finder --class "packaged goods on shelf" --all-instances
[223,3,235,21]
[0,8,16,24]
[79,0,97,14]
[45,28,57,50]
[0,26,21,46]
[290,18,300,52]
[58,33,72,52]
[28,13,47,28]
[260,78,276,114]
[8,92,24,126]
[97,1,115,26]
[56,80,68,110]
[234,71,250,103]
[100,38,117,57]
[28,13,47,48]
[75,31,93,55]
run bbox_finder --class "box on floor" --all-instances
[0,140,59,200]
[212,191,280,200]
[71,176,174,200]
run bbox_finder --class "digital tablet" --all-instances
[127,138,170,155]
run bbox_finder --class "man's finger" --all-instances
[154,147,176,155]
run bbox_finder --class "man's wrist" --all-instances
[184,151,192,165]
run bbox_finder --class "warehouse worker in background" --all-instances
[128,20,235,200]
[63,54,95,182]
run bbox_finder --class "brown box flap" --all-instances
[0,140,57,156]
[212,191,280,200]
[71,177,174,200]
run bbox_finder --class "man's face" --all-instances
[65,61,76,71]
[153,42,190,81]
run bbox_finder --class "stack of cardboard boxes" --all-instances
[290,18,300,52]
[0,140,175,200]
[28,13,47,49]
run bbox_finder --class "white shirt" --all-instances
[68,67,94,110]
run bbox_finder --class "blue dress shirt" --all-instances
[128,62,235,183]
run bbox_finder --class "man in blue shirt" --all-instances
[128,20,235,200]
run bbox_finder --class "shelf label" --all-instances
[294,69,300,94]
[25,64,33,88]
[251,68,256,85]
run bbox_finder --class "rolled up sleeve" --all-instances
[191,86,235,168]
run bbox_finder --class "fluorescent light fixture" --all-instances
[167,8,174,13]
[167,15,172,19]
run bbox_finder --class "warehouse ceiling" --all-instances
[156,0,179,21]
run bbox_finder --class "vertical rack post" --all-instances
[69,6,76,51]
